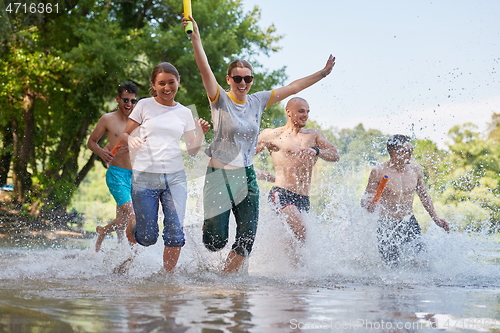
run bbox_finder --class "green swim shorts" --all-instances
[202,165,259,257]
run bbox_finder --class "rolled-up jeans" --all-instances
[132,170,187,247]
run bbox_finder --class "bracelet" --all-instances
[320,70,327,78]
[311,146,320,156]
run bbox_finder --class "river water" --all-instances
[1,179,500,333]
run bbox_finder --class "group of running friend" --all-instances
[87,16,450,272]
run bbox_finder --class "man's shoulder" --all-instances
[95,112,113,126]
[99,110,126,128]
[409,161,424,173]
[301,128,323,136]
[101,110,120,119]
[373,161,390,173]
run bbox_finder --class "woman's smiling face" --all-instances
[152,72,179,106]
[226,66,253,101]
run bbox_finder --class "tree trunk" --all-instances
[40,115,92,221]
[0,124,13,186]
[12,92,36,204]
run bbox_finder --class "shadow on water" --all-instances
[2,170,500,332]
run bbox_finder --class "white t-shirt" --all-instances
[129,98,196,174]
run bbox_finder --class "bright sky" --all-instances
[242,0,500,147]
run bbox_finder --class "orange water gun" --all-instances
[372,175,389,203]
[110,142,121,155]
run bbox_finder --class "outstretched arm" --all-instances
[269,55,335,106]
[183,16,219,101]
[416,173,450,232]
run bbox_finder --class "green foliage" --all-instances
[412,138,449,192]
[69,161,115,231]
[3,0,500,235]
[430,118,500,232]
[0,0,285,218]
[328,124,387,171]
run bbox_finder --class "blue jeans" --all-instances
[132,171,187,247]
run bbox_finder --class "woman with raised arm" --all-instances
[183,16,335,273]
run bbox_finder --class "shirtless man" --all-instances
[255,97,340,241]
[361,134,449,266]
[87,82,138,252]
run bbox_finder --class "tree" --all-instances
[439,122,500,231]
[329,124,387,171]
[0,0,285,224]
[412,138,448,193]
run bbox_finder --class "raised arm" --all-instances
[269,55,336,106]
[415,170,450,232]
[183,16,219,101]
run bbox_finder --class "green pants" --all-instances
[203,166,259,257]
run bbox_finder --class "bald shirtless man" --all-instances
[256,97,340,242]
[87,82,138,252]
[361,134,449,266]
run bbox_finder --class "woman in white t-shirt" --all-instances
[184,16,336,273]
[120,62,210,272]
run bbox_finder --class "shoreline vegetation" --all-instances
[2,119,500,240]
[0,190,90,241]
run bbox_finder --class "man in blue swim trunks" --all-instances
[87,82,138,252]
[256,97,340,242]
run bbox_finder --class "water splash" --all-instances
[1,168,499,292]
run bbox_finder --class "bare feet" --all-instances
[163,246,181,272]
[222,250,246,273]
[126,220,137,245]
[95,226,106,252]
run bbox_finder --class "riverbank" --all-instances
[0,190,90,241]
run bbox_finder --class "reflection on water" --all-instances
[2,179,500,332]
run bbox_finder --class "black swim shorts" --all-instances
[268,186,310,212]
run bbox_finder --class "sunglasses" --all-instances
[231,75,254,83]
[119,97,138,104]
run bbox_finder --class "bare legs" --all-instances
[125,209,137,245]
[223,250,246,273]
[281,205,306,242]
[163,246,181,272]
[95,201,135,252]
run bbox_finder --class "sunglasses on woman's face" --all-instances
[119,97,138,104]
[231,75,254,83]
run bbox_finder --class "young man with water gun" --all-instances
[361,134,449,266]
[87,82,138,252]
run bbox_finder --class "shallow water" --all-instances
[2,185,500,333]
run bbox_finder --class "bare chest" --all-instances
[268,132,316,155]
[383,170,418,197]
